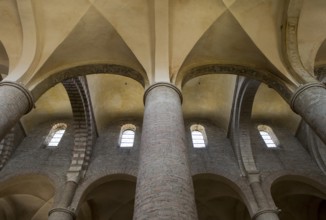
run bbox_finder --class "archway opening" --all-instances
[271,177,326,220]
[193,174,251,220]
[0,175,54,220]
[77,175,136,220]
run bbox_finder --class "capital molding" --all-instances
[0,81,34,114]
[143,82,183,104]
[252,208,280,220]
[48,207,76,219]
[290,82,326,112]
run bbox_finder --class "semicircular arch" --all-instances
[29,63,149,101]
[73,174,136,220]
[177,64,296,102]
[193,173,255,217]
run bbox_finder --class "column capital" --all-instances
[48,207,76,219]
[252,208,280,220]
[0,81,34,114]
[290,82,326,112]
[143,82,183,104]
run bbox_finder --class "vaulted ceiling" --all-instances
[1,0,325,134]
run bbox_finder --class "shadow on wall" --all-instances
[271,176,326,220]
[76,174,136,220]
[193,173,251,220]
[0,174,54,220]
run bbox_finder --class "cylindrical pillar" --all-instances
[248,174,279,220]
[133,83,198,220]
[48,181,77,220]
[290,82,326,144]
[0,82,34,141]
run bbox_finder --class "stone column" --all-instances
[48,181,77,220]
[133,83,198,220]
[249,174,279,220]
[0,82,34,141]
[290,82,326,144]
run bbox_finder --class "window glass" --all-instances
[48,129,66,147]
[190,124,207,148]
[120,129,135,147]
[45,123,67,149]
[258,125,279,148]
[119,124,136,148]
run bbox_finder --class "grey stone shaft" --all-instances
[133,84,198,220]
[0,85,31,141]
[48,212,74,220]
[292,86,326,144]
[250,182,279,220]
[255,212,280,220]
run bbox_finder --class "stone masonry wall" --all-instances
[0,117,325,212]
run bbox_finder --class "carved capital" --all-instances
[0,81,34,114]
[143,82,183,104]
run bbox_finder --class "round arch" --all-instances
[74,174,137,220]
[29,63,149,101]
[0,174,55,220]
[193,173,253,220]
[176,64,296,102]
[271,175,326,220]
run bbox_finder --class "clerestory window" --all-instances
[190,124,207,148]
[119,124,136,148]
[258,125,279,148]
[44,123,67,149]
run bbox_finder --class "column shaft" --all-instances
[133,83,197,220]
[291,83,326,144]
[249,175,279,220]
[48,181,77,220]
[250,182,279,220]
[0,82,33,141]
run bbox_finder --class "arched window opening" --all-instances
[190,124,207,148]
[119,124,136,148]
[258,125,279,148]
[45,123,67,149]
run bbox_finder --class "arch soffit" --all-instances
[271,175,326,203]
[314,64,326,81]
[176,64,296,102]
[0,174,55,201]
[228,77,261,175]
[193,173,256,214]
[30,63,149,101]
[264,173,326,199]
[72,173,137,211]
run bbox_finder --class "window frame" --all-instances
[119,124,136,148]
[257,125,280,149]
[190,124,207,148]
[44,123,67,149]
